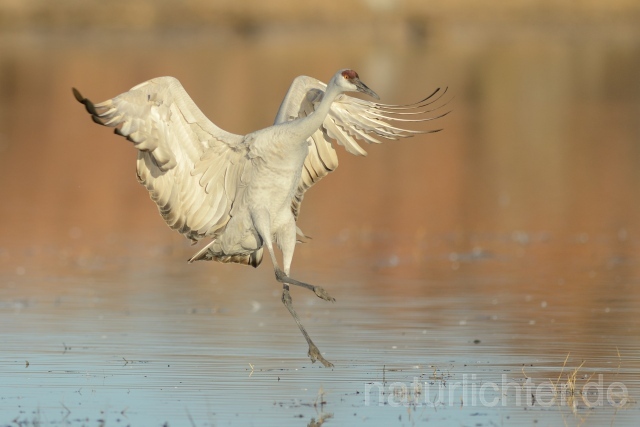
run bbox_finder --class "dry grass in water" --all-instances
[519,350,636,426]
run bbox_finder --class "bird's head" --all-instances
[332,69,380,100]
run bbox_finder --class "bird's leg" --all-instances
[275,219,333,366]
[281,284,334,368]
[278,218,335,303]
[274,268,335,302]
[252,211,334,366]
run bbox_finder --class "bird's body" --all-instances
[74,69,447,367]
[191,125,309,267]
[192,122,311,265]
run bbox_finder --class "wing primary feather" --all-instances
[325,120,368,156]
[91,115,106,126]
[75,78,247,250]
[369,87,446,110]
[98,107,118,117]
[371,97,453,116]
[72,88,99,116]
[103,115,123,126]
[348,125,385,144]
[364,109,451,124]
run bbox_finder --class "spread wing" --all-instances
[73,76,251,244]
[274,75,449,219]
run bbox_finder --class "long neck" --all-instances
[291,81,343,139]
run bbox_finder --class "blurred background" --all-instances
[1,1,640,424]
[1,1,639,241]
[2,0,640,282]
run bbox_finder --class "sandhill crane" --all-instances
[73,69,447,367]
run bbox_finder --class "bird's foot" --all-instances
[308,343,334,368]
[275,268,335,302]
[313,286,335,302]
[281,287,333,368]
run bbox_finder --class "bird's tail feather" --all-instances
[188,241,263,268]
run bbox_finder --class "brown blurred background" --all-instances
[2,0,640,31]
[1,0,640,292]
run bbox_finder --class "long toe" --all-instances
[313,286,336,302]
[308,344,334,368]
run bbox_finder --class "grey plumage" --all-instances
[73,70,447,366]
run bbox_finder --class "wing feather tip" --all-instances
[71,87,84,103]
[72,87,101,116]
[91,115,105,126]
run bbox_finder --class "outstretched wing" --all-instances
[73,76,251,244]
[274,75,449,219]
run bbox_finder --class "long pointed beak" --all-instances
[355,79,380,100]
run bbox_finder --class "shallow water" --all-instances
[2,24,640,426]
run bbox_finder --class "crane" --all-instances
[73,69,448,367]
